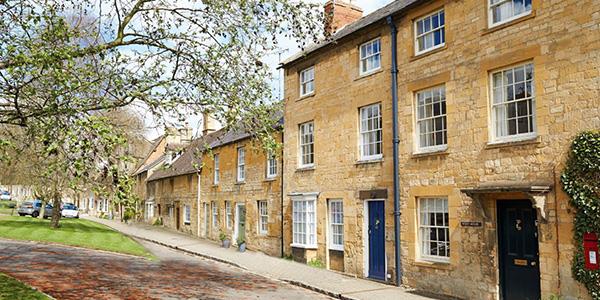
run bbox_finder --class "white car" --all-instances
[0,191,11,201]
[61,203,79,218]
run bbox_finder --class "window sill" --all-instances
[212,184,219,188]
[264,177,277,182]
[355,68,383,81]
[296,93,316,102]
[486,136,540,149]
[291,244,318,250]
[412,147,449,158]
[329,247,344,252]
[413,259,452,270]
[235,181,246,185]
[410,44,447,61]
[482,11,536,36]
[296,166,315,172]
[355,157,384,165]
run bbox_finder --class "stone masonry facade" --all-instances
[282,0,600,299]
[131,0,600,299]
[199,134,283,257]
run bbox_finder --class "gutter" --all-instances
[386,15,403,287]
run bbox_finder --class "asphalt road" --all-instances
[0,239,332,300]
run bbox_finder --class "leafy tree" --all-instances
[0,0,324,227]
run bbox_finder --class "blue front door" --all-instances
[368,201,386,280]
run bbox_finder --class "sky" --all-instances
[146,0,394,139]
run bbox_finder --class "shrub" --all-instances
[561,131,600,298]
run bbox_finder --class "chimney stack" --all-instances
[202,112,220,136]
[324,0,363,35]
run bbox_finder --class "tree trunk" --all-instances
[50,193,62,228]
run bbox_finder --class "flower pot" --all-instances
[238,242,246,252]
[222,239,231,248]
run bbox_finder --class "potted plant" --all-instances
[219,231,231,248]
[237,237,246,252]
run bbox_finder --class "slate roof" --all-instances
[146,109,284,182]
[146,130,226,182]
[281,0,422,67]
[133,136,165,176]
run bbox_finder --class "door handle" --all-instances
[531,261,537,266]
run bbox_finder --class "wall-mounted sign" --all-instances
[460,221,483,227]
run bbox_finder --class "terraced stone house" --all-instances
[198,127,284,257]
[281,0,600,299]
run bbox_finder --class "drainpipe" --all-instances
[280,131,285,258]
[387,15,402,287]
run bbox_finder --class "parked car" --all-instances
[42,204,54,219]
[61,203,79,218]
[17,200,42,218]
[0,191,11,201]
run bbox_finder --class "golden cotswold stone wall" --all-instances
[395,0,598,298]
[283,0,599,298]
[283,23,397,278]
[150,173,199,235]
[200,135,283,257]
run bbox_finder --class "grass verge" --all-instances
[0,216,153,259]
[0,273,50,300]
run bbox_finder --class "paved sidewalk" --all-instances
[86,216,437,300]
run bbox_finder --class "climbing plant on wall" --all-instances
[561,131,600,298]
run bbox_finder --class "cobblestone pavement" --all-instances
[0,239,332,300]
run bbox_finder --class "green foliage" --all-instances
[152,217,163,226]
[282,254,293,261]
[0,273,50,300]
[307,258,325,269]
[219,231,228,241]
[561,131,600,298]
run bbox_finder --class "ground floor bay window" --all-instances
[291,195,317,248]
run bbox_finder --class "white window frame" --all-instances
[489,62,536,143]
[418,197,450,263]
[237,147,245,182]
[329,199,344,251]
[225,201,233,229]
[258,200,268,235]
[211,201,218,228]
[266,151,277,178]
[184,205,191,224]
[488,0,533,28]
[291,194,317,248]
[300,66,315,97]
[414,9,446,56]
[415,85,448,153]
[213,154,220,184]
[359,38,382,76]
[298,122,314,168]
[359,103,383,160]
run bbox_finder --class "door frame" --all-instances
[203,203,209,238]
[362,199,386,279]
[233,202,246,245]
[496,199,541,300]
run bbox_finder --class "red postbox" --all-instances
[583,232,599,270]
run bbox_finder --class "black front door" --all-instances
[497,200,541,300]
